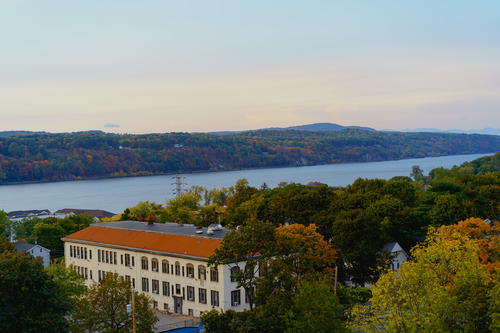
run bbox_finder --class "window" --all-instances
[175,262,181,276]
[89,250,92,260]
[152,279,159,294]
[125,275,131,283]
[175,284,181,295]
[141,257,148,270]
[198,265,206,280]
[90,270,93,280]
[151,258,159,272]
[85,267,88,279]
[124,254,131,267]
[210,268,219,282]
[188,309,193,316]
[105,251,109,263]
[187,286,195,301]
[163,303,169,311]
[210,290,219,306]
[162,260,169,274]
[98,249,101,262]
[182,266,185,277]
[231,290,241,306]
[162,281,170,296]
[132,278,135,288]
[131,256,135,266]
[142,278,149,292]
[153,301,158,309]
[84,248,87,260]
[120,254,123,265]
[70,245,73,257]
[113,252,117,265]
[199,288,207,304]
[230,266,240,282]
[186,264,194,278]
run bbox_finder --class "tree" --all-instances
[70,273,157,333]
[438,217,499,273]
[0,210,11,239]
[284,279,346,333]
[0,251,71,332]
[46,258,86,310]
[410,165,424,182]
[349,226,494,332]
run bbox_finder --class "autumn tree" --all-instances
[349,226,495,332]
[70,273,157,333]
[209,221,338,331]
[437,217,499,273]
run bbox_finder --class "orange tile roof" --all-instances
[63,226,222,259]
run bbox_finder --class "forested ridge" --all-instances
[0,129,499,184]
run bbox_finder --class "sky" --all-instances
[1,1,499,134]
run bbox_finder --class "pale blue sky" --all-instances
[1,1,499,133]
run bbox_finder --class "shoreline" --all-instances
[0,151,495,187]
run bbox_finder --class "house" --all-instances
[55,208,116,219]
[382,241,409,271]
[15,242,51,268]
[8,209,53,221]
[62,221,249,317]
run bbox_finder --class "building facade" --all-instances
[15,242,51,268]
[63,221,249,316]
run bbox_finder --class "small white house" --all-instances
[382,242,408,271]
[15,243,51,268]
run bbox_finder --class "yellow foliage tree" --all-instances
[349,226,494,332]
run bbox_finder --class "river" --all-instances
[0,153,491,213]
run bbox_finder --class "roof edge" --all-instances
[62,238,210,261]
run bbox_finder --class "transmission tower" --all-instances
[171,174,187,197]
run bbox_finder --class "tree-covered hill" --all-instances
[0,129,498,184]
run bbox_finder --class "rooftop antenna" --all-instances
[171,174,187,197]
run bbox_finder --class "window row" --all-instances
[140,258,219,282]
[139,278,224,306]
[73,265,91,280]
[69,245,92,260]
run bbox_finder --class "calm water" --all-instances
[0,153,491,213]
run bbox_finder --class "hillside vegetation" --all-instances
[0,129,499,184]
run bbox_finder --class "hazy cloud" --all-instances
[104,122,120,128]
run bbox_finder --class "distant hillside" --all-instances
[389,128,500,136]
[0,131,47,138]
[0,130,498,184]
[458,151,500,174]
[285,123,375,132]
[209,122,375,135]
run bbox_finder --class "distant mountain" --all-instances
[285,123,375,132]
[386,128,500,136]
[209,122,375,135]
[0,131,47,138]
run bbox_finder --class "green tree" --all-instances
[70,273,157,333]
[0,250,71,332]
[0,210,12,239]
[46,258,86,310]
[285,279,346,333]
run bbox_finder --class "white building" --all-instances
[62,221,249,317]
[15,242,51,268]
[382,241,409,271]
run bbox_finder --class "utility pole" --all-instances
[132,287,136,333]
[334,265,338,295]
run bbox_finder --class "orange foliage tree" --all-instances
[437,217,499,274]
